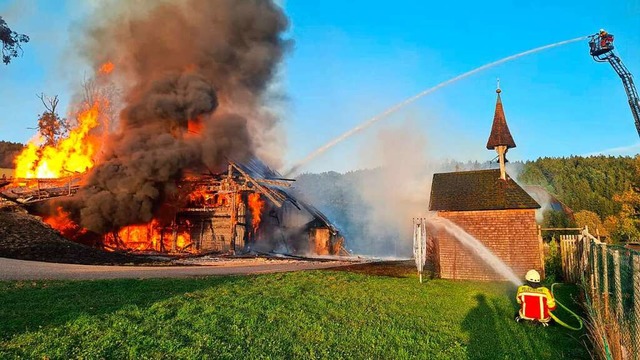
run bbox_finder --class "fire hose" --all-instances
[549,283,583,331]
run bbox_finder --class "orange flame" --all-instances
[44,207,87,239]
[188,188,212,206]
[98,61,115,75]
[187,118,203,135]
[248,193,265,232]
[105,221,159,251]
[176,232,190,249]
[104,220,192,252]
[14,103,101,179]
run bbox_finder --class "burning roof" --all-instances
[235,159,338,233]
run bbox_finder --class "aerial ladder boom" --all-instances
[589,30,640,137]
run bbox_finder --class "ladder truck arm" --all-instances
[589,30,640,137]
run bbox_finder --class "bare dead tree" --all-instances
[81,72,121,134]
[82,73,99,105]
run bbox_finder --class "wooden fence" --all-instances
[559,234,582,283]
[559,229,640,360]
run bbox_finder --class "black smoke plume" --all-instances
[67,0,290,233]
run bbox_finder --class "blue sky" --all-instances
[1,0,639,173]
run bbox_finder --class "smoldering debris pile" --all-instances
[0,207,158,264]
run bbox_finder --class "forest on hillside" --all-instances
[518,156,640,243]
[518,156,636,219]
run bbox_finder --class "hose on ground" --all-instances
[549,282,583,331]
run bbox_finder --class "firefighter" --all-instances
[599,29,614,49]
[514,269,556,326]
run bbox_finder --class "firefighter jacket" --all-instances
[516,284,556,322]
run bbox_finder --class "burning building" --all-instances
[0,1,347,257]
[428,86,543,281]
[1,160,346,256]
[99,160,346,255]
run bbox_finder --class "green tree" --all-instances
[574,210,604,234]
[604,155,640,242]
[541,209,576,241]
[603,215,639,243]
[0,16,29,65]
[545,239,562,282]
[543,210,575,229]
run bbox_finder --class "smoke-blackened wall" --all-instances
[68,0,290,233]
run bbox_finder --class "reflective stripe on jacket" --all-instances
[516,285,556,322]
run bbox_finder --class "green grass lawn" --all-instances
[0,267,588,359]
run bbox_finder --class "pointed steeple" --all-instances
[486,82,516,150]
[487,81,516,181]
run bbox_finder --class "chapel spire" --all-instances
[486,81,516,180]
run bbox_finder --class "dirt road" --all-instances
[0,257,354,281]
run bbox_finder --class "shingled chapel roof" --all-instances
[429,169,540,211]
[486,88,516,150]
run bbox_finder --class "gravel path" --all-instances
[0,257,354,281]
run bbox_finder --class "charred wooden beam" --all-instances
[230,162,286,207]
[255,179,293,187]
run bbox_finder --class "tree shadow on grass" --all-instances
[0,275,245,340]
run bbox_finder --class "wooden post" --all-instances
[538,225,545,278]
[581,228,588,283]
[572,236,577,282]
[602,245,610,318]
[593,242,600,309]
[578,234,584,278]
[590,243,600,310]
[230,191,237,254]
[568,236,573,282]
[560,236,578,283]
[583,233,590,279]
[633,255,640,359]
[496,145,507,180]
[560,236,566,280]
[613,251,623,319]
[199,220,205,252]
[171,221,177,253]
